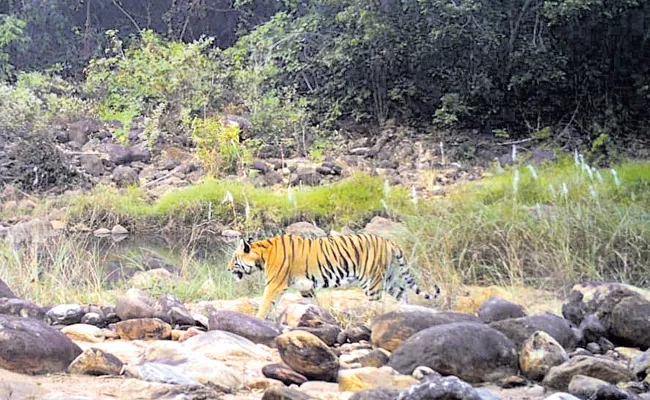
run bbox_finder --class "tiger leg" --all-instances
[257,282,288,320]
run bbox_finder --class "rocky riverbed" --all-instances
[1,279,650,400]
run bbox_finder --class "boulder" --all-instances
[358,349,390,368]
[631,349,650,380]
[489,313,579,350]
[0,314,82,374]
[112,165,139,187]
[115,288,156,320]
[0,278,17,298]
[0,297,45,319]
[208,308,281,347]
[389,322,518,383]
[372,311,480,351]
[398,375,484,400]
[562,282,650,349]
[542,355,633,390]
[338,367,418,392]
[276,330,339,382]
[519,331,569,381]
[295,167,321,186]
[478,297,526,324]
[115,318,172,340]
[345,323,371,343]
[567,375,609,399]
[61,324,107,343]
[67,119,99,146]
[262,387,315,400]
[262,363,308,386]
[182,330,272,361]
[349,388,401,400]
[46,304,84,325]
[68,348,123,376]
[80,154,104,176]
[285,222,327,237]
[155,294,195,327]
[279,303,337,328]
[362,216,409,241]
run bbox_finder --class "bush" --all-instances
[190,115,251,175]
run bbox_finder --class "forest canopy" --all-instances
[1,0,649,150]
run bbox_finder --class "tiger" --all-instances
[226,233,440,319]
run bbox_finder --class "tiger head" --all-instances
[227,238,264,280]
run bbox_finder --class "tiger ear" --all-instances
[242,238,251,253]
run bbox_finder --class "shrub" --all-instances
[190,115,251,175]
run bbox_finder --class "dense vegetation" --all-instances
[1,0,649,161]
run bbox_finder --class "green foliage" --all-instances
[190,116,251,175]
[0,14,26,81]
[85,30,220,143]
[433,93,470,128]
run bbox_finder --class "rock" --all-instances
[67,119,99,146]
[46,304,84,325]
[587,342,602,354]
[285,222,327,237]
[279,303,338,328]
[81,312,105,327]
[371,311,480,351]
[543,394,582,400]
[597,337,615,353]
[389,322,518,383]
[362,216,409,241]
[350,388,401,400]
[80,154,104,176]
[345,323,371,343]
[115,288,156,320]
[295,167,321,186]
[478,297,526,324]
[262,363,308,386]
[276,330,340,382]
[252,160,271,173]
[208,308,281,347]
[543,355,633,390]
[358,349,390,368]
[519,331,569,381]
[115,318,172,340]
[0,297,45,319]
[112,165,139,187]
[413,366,441,381]
[0,314,82,374]
[579,314,607,343]
[128,143,151,163]
[0,277,17,298]
[568,375,609,398]
[595,385,641,400]
[530,149,558,165]
[182,330,272,361]
[61,324,106,343]
[93,227,111,236]
[338,367,418,392]
[129,268,174,289]
[562,282,650,349]
[489,313,579,350]
[631,349,650,379]
[262,387,315,400]
[111,224,129,235]
[68,348,123,376]
[293,325,341,347]
[398,375,483,400]
[617,347,643,361]
[155,295,195,327]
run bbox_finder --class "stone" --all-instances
[298,381,340,399]
[46,303,84,325]
[0,297,45,319]
[562,282,650,349]
[371,311,480,351]
[345,324,371,343]
[279,303,338,328]
[81,312,105,327]
[67,119,99,146]
[93,227,111,236]
[358,349,390,368]
[285,221,327,237]
[530,149,558,165]
[115,288,156,320]
[129,268,174,289]
[519,331,569,381]
[111,224,129,235]
[478,297,526,324]
[182,330,272,361]
[489,313,579,350]
[115,318,172,340]
[543,394,582,400]
[295,167,321,186]
[362,216,409,241]
[0,277,17,298]
[349,388,400,400]
[276,330,340,382]
[262,363,308,386]
[579,314,607,343]
[398,375,483,400]
[338,367,418,392]
[262,387,315,400]
[631,348,650,379]
[155,294,195,327]
[413,366,441,381]
[68,348,123,376]
[0,314,82,374]
[292,325,341,347]
[61,324,106,343]
[112,165,139,187]
[587,342,602,354]
[80,154,104,176]
[542,355,633,390]
[389,322,518,383]
[208,308,281,347]
[567,375,609,398]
